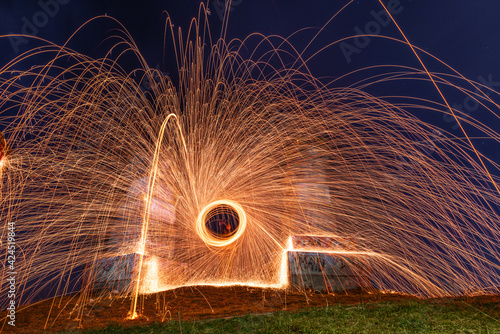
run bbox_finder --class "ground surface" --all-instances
[1,286,499,333]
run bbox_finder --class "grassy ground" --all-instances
[59,299,500,334]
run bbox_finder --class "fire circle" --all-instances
[196,200,247,247]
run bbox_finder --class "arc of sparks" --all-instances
[377,0,500,196]
[129,112,190,319]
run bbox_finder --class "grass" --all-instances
[59,300,500,334]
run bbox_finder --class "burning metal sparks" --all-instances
[1,2,500,326]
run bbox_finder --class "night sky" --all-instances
[1,0,500,165]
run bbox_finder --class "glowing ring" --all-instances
[196,200,247,247]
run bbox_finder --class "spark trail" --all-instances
[1,1,500,326]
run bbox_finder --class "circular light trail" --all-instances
[196,200,247,247]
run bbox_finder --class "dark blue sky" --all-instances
[1,1,500,76]
[1,0,500,163]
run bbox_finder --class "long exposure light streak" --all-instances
[130,112,188,319]
[0,1,500,327]
[377,0,500,196]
